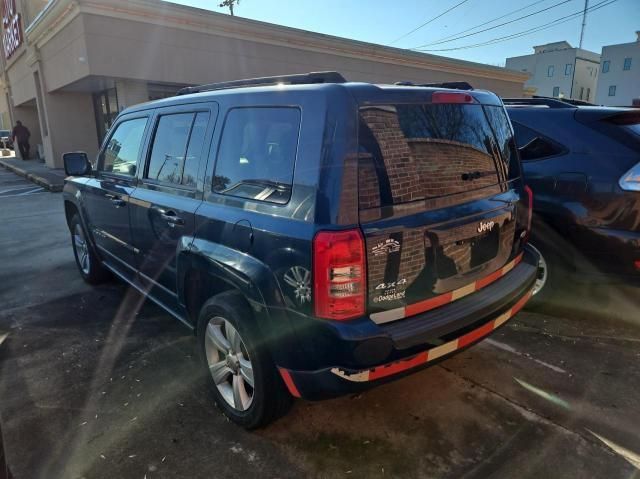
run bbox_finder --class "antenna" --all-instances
[579,0,589,49]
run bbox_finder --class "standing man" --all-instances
[12,121,30,160]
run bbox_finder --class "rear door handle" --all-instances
[105,193,126,208]
[153,207,185,227]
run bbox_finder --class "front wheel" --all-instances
[70,214,109,284]
[197,291,292,429]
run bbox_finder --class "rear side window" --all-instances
[358,103,517,209]
[213,107,300,204]
[101,117,147,176]
[511,121,566,161]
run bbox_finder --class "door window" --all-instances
[100,117,148,176]
[147,113,194,185]
[182,112,210,187]
[212,107,301,204]
[146,112,211,187]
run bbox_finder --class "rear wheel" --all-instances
[70,214,109,284]
[526,241,561,309]
[197,291,292,429]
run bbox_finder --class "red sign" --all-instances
[2,0,22,59]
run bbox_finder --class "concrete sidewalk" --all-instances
[0,157,65,192]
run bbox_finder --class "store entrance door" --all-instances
[93,88,120,145]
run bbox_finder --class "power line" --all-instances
[411,0,574,49]
[416,0,549,46]
[413,0,618,52]
[389,0,472,45]
[416,0,613,52]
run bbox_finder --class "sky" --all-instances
[167,0,639,66]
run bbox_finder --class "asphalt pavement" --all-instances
[0,168,639,479]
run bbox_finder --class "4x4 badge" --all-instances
[372,239,401,257]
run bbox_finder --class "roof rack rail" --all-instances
[177,71,347,95]
[394,81,474,91]
[501,97,576,109]
[534,95,595,106]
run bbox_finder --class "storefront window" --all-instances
[93,88,120,145]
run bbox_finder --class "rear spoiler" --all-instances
[574,108,640,124]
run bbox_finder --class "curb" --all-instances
[0,159,64,192]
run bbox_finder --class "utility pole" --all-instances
[579,0,589,49]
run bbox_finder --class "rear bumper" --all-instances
[278,246,539,400]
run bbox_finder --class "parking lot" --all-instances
[1,168,639,479]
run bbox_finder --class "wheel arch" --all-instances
[64,200,80,231]
[177,239,288,331]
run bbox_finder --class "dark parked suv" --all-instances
[505,98,640,303]
[63,72,539,428]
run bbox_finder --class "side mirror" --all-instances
[63,152,92,176]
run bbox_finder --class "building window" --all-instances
[579,87,584,100]
[586,88,591,101]
[552,86,560,97]
[602,60,610,73]
[608,85,616,97]
[547,65,555,77]
[623,57,632,71]
[565,63,573,75]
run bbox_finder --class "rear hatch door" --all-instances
[357,90,527,323]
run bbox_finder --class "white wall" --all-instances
[595,40,640,106]
[506,47,599,100]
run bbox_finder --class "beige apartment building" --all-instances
[0,0,528,169]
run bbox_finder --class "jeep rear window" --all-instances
[213,107,301,204]
[358,104,518,209]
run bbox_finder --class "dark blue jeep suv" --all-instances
[62,72,538,428]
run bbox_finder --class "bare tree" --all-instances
[219,0,240,15]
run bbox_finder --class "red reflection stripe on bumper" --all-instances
[278,368,302,398]
[371,253,525,324]
[334,288,534,383]
[368,352,428,381]
[405,292,453,317]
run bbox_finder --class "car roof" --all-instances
[122,82,503,116]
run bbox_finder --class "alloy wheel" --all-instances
[529,244,548,296]
[204,317,254,411]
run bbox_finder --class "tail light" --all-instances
[431,91,476,104]
[523,185,533,242]
[619,162,640,192]
[313,229,366,320]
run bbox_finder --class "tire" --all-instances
[69,214,110,285]
[197,291,292,429]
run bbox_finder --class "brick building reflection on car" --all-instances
[356,105,514,308]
